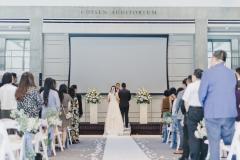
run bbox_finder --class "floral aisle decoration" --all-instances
[45,109,62,127]
[85,88,102,104]
[10,109,40,159]
[160,112,172,124]
[135,88,152,104]
[194,119,207,139]
[10,109,40,134]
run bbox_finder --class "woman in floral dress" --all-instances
[69,85,83,143]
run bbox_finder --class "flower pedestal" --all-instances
[89,103,98,124]
[139,103,148,124]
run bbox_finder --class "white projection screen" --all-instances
[69,35,168,93]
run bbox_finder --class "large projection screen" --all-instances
[69,35,168,93]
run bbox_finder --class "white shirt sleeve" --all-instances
[182,85,191,103]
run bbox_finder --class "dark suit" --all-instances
[118,88,131,127]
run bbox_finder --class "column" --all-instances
[30,17,43,86]
[194,18,208,69]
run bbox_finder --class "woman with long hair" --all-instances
[68,84,83,143]
[59,84,72,148]
[15,72,43,159]
[15,72,43,117]
[41,78,60,119]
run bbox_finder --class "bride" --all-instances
[104,85,124,135]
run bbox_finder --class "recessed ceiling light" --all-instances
[225,26,229,30]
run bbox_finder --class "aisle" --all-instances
[102,136,150,160]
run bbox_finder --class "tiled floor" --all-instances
[51,135,181,160]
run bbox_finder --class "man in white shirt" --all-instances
[0,72,17,119]
[182,69,208,160]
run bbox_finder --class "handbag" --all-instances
[61,104,72,120]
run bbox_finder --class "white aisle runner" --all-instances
[102,136,150,160]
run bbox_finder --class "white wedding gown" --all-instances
[104,93,124,135]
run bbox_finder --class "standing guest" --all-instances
[171,87,184,152]
[12,72,18,86]
[174,79,187,154]
[0,72,17,118]
[199,50,237,160]
[15,72,43,118]
[182,69,208,160]
[41,78,60,119]
[161,89,171,143]
[15,72,43,159]
[179,75,192,160]
[169,87,177,105]
[59,84,72,147]
[69,84,83,143]
[236,67,240,122]
[170,87,179,149]
[41,78,60,155]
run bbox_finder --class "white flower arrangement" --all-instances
[10,109,40,133]
[136,88,152,104]
[194,119,207,139]
[85,88,102,104]
[160,112,172,124]
[45,109,62,127]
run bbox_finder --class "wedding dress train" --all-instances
[104,93,124,135]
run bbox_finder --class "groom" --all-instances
[118,83,131,128]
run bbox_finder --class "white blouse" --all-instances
[0,84,17,110]
[182,80,202,107]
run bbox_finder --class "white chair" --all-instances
[32,119,49,160]
[0,121,16,160]
[67,127,73,145]
[0,119,24,160]
[52,126,64,156]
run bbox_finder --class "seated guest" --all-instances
[0,72,17,118]
[199,50,237,160]
[236,67,240,122]
[183,69,208,160]
[15,72,43,118]
[161,89,171,143]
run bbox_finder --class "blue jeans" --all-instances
[162,124,168,143]
[176,119,183,149]
[205,118,236,160]
[171,116,178,148]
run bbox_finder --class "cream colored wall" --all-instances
[43,33,194,123]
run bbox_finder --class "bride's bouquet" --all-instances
[85,88,102,104]
[194,119,207,139]
[136,88,152,104]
